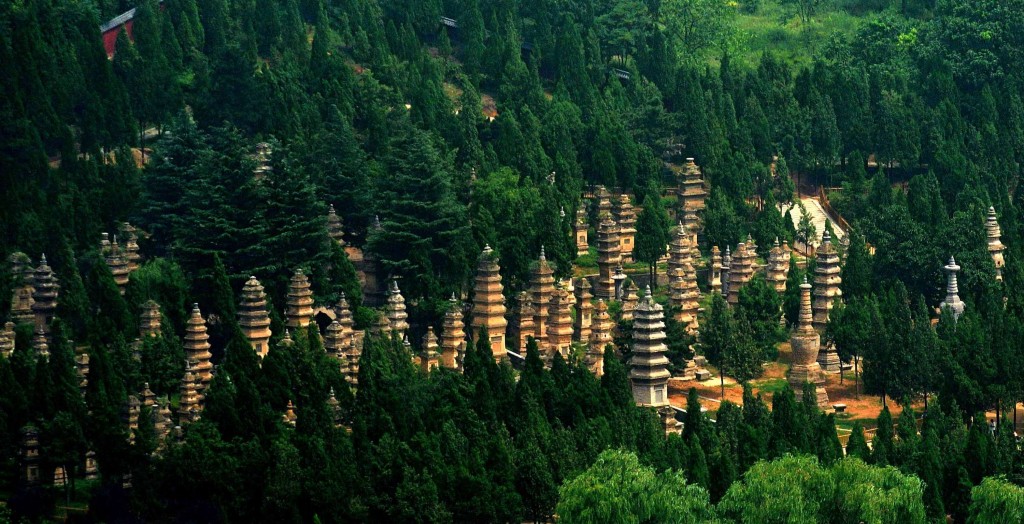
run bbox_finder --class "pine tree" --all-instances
[871,406,894,466]
[846,422,871,461]
[634,183,671,284]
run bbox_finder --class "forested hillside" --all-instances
[5,0,1024,521]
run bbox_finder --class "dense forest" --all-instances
[5,0,1024,521]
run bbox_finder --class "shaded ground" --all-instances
[668,341,925,444]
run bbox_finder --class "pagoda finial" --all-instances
[539,245,546,261]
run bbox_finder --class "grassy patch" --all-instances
[752,377,788,395]
[730,1,863,69]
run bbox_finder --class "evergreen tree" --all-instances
[633,184,671,284]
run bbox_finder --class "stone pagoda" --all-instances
[441,295,466,370]
[470,246,508,361]
[239,277,272,357]
[385,281,409,339]
[813,231,842,372]
[788,277,830,409]
[614,194,637,262]
[178,368,203,424]
[667,223,691,308]
[327,204,345,246]
[10,252,35,325]
[513,292,536,354]
[621,281,639,322]
[766,239,789,294]
[105,236,130,294]
[595,216,621,300]
[32,327,49,359]
[590,300,614,353]
[334,294,355,347]
[721,246,732,299]
[727,242,754,305]
[546,288,574,360]
[573,278,594,343]
[286,269,314,330]
[184,304,214,391]
[596,186,613,217]
[678,158,707,222]
[629,287,679,434]
[139,300,162,338]
[710,246,723,296]
[0,322,15,359]
[323,320,346,361]
[121,224,142,272]
[530,247,556,342]
[812,230,842,331]
[940,257,965,321]
[419,330,441,372]
[574,202,589,256]
[987,207,1006,282]
[31,255,59,334]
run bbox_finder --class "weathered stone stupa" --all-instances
[788,278,830,409]
[139,300,162,338]
[573,278,594,343]
[767,239,789,293]
[630,287,671,407]
[286,269,314,329]
[105,236,130,294]
[622,281,639,321]
[940,257,965,320]
[575,203,589,256]
[238,277,272,357]
[122,224,141,272]
[441,295,465,370]
[812,230,842,330]
[385,281,409,338]
[470,246,508,361]
[987,207,1005,282]
[184,304,213,391]
[334,294,355,348]
[327,204,345,246]
[721,246,732,299]
[812,230,842,372]
[0,322,15,359]
[546,288,574,359]
[590,299,614,353]
[177,366,202,424]
[323,320,346,361]
[679,158,707,221]
[596,186,613,217]
[419,330,441,372]
[595,216,621,300]
[9,253,35,325]
[530,247,555,341]
[614,194,637,262]
[727,242,754,305]
[710,246,723,296]
[513,292,536,354]
[32,327,49,358]
[667,223,691,309]
[31,255,59,334]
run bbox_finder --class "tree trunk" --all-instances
[720,374,725,401]
[854,356,860,400]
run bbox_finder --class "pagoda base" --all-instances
[788,363,830,409]
[816,347,841,373]
[660,407,682,436]
[675,359,697,381]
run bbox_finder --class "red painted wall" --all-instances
[102,18,135,58]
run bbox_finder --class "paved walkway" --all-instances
[779,196,846,249]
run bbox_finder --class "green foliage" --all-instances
[556,449,717,524]
[967,476,1024,523]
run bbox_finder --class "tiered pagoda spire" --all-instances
[614,194,637,262]
[710,246,723,296]
[0,322,15,358]
[596,186,613,217]
[32,326,49,358]
[327,204,345,246]
[239,277,272,357]
[574,202,589,256]
[286,269,314,329]
[385,281,409,338]
[727,242,754,305]
[667,223,691,311]
[324,320,348,375]
[940,257,965,321]
[470,246,508,361]
[177,366,202,424]
[721,246,732,299]
[629,287,678,433]
[987,207,1006,282]
[184,304,213,391]
[530,247,555,342]
[766,239,789,294]
[419,330,441,372]
[105,236,130,294]
[679,158,707,222]
[573,278,594,343]
[590,299,614,354]
[122,224,141,272]
[441,295,466,370]
[10,253,35,325]
[595,215,621,300]
[788,277,829,408]
[31,254,58,334]
[546,288,574,360]
[812,230,842,372]
[513,292,535,354]
[621,281,639,321]
[139,300,162,338]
